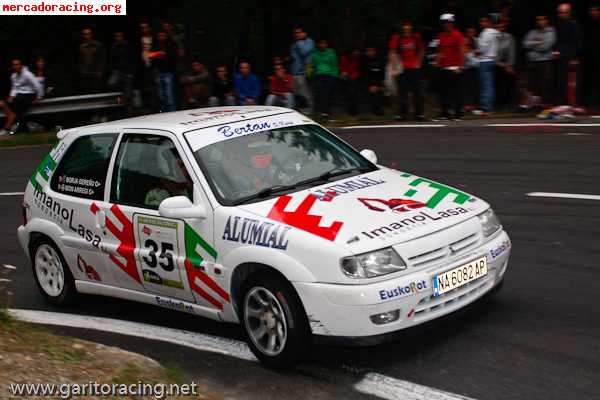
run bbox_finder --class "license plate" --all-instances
[433,256,488,297]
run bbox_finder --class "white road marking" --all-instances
[10,309,476,400]
[341,124,446,129]
[487,123,600,127]
[564,132,592,136]
[355,373,475,400]
[9,309,256,361]
[2,264,17,270]
[0,192,24,196]
[0,278,11,283]
[527,192,600,201]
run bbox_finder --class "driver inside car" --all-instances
[221,135,279,192]
[145,147,193,207]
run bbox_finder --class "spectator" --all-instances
[234,62,261,105]
[32,56,52,98]
[495,18,516,109]
[0,59,43,136]
[290,26,315,113]
[139,22,157,112]
[150,31,177,112]
[78,28,105,93]
[362,46,385,115]
[209,65,236,107]
[389,20,425,121]
[109,31,137,116]
[585,4,600,112]
[266,64,294,108]
[476,15,499,115]
[463,27,480,111]
[553,3,582,105]
[311,39,339,117]
[181,60,212,108]
[435,13,466,121]
[523,14,556,106]
[339,49,361,115]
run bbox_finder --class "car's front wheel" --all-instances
[31,237,77,306]
[239,271,311,368]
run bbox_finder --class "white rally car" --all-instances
[18,107,511,367]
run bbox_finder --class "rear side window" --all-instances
[50,134,117,200]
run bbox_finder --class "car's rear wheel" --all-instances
[239,271,311,368]
[31,237,77,306]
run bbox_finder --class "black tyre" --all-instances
[239,271,311,368]
[30,237,78,306]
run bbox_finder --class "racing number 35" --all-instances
[143,240,175,271]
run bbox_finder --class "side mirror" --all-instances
[159,196,206,219]
[360,149,378,164]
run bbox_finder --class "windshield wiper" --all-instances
[230,166,373,206]
[230,184,298,205]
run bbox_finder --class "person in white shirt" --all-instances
[0,59,43,136]
[477,15,500,114]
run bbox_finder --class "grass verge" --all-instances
[0,132,57,148]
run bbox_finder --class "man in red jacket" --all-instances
[435,13,466,121]
[389,21,425,121]
[265,64,294,108]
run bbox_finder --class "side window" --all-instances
[111,134,193,210]
[50,134,117,200]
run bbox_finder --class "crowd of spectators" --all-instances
[2,2,600,135]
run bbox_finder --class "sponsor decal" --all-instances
[180,108,278,126]
[400,173,471,208]
[76,254,101,281]
[362,206,472,239]
[33,188,101,247]
[155,296,196,314]
[93,202,140,283]
[358,197,427,213]
[222,215,291,250]
[217,119,295,138]
[379,280,428,301]
[267,194,343,241]
[312,176,386,201]
[29,152,57,192]
[184,223,230,310]
[490,240,511,259]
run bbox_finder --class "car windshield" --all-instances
[193,124,376,205]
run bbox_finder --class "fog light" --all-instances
[369,309,400,325]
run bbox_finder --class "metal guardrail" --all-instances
[0,92,124,118]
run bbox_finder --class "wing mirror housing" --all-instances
[360,149,378,164]
[159,196,206,219]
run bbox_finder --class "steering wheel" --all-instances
[274,152,311,184]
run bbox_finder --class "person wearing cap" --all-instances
[435,13,466,121]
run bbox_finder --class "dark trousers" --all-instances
[314,74,336,115]
[366,86,383,115]
[397,68,424,117]
[439,69,463,118]
[555,58,573,105]
[528,61,553,105]
[495,66,516,109]
[586,56,600,109]
[340,78,359,115]
[463,68,480,108]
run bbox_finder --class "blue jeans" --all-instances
[479,61,495,112]
[265,93,295,108]
[157,73,176,112]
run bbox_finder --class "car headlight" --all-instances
[478,208,502,237]
[341,247,406,279]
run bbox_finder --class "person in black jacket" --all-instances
[209,65,236,106]
[362,46,385,115]
[150,31,177,112]
[553,3,582,105]
[109,31,138,116]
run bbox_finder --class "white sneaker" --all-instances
[0,129,9,136]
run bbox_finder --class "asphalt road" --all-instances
[1,122,599,400]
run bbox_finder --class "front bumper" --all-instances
[294,230,510,339]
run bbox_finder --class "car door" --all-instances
[98,130,223,309]
[45,133,118,286]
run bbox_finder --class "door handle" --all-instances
[96,210,106,229]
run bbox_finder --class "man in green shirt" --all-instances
[311,39,339,117]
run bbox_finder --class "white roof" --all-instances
[59,106,302,138]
